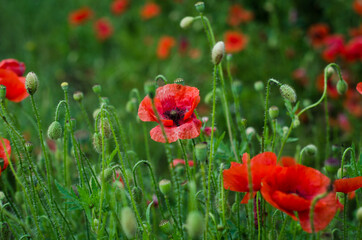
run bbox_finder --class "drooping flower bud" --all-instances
[73,91,84,102]
[337,167,347,179]
[93,108,101,120]
[336,80,348,95]
[232,80,242,95]
[99,117,112,139]
[132,186,143,204]
[92,132,102,153]
[144,81,156,99]
[121,207,138,239]
[180,16,194,29]
[159,179,171,196]
[0,85,6,101]
[324,158,339,174]
[304,144,318,156]
[194,2,205,13]
[254,81,264,92]
[159,220,173,235]
[268,106,279,119]
[25,72,39,95]
[212,41,225,65]
[279,84,297,103]
[92,84,102,94]
[186,211,204,239]
[47,121,63,140]
[195,142,207,163]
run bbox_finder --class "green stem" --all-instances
[179,139,191,181]
[277,121,294,160]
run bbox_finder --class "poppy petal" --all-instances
[223,162,248,192]
[357,82,362,94]
[138,96,158,122]
[0,69,29,102]
[240,192,256,204]
[0,138,11,171]
[280,156,296,166]
[271,190,310,211]
[334,177,362,193]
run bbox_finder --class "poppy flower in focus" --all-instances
[307,23,329,48]
[0,137,11,173]
[227,4,253,27]
[94,18,113,41]
[357,82,362,94]
[138,84,202,143]
[353,0,362,15]
[111,0,128,15]
[0,69,28,102]
[157,36,176,59]
[344,90,362,117]
[140,2,160,20]
[224,31,248,53]
[172,159,195,167]
[223,152,277,203]
[322,35,345,62]
[69,7,93,25]
[343,36,362,62]
[0,59,25,76]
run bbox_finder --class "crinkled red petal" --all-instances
[0,59,25,76]
[138,96,158,122]
[271,190,310,211]
[334,177,362,193]
[0,69,29,102]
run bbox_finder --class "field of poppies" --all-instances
[0,0,361,239]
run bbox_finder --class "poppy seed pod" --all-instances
[159,220,173,235]
[357,207,362,223]
[194,2,205,13]
[73,91,84,102]
[336,80,348,95]
[254,81,264,92]
[92,84,102,94]
[132,186,143,204]
[0,85,6,101]
[279,84,297,103]
[186,211,204,239]
[195,142,208,163]
[25,72,39,95]
[47,121,63,140]
[212,41,225,65]
[159,179,171,196]
[121,207,138,239]
[268,106,279,119]
[180,16,194,29]
[174,78,185,85]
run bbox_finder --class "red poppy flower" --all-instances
[322,35,345,62]
[307,23,329,48]
[94,18,113,41]
[0,137,11,173]
[227,4,253,27]
[353,0,362,15]
[138,84,202,143]
[68,7,93,25]
[157,36,176,59]
[349,24,362,37]
[140,2,160,20]
[172,159,195,167]
[0,69,28,102]
[0,59,25,76]
[111,0,128,15]
[224,31,248,54]
[292,68,309,86]
[203,127,216,137]
[343,36,362,62]
[260,164,343,233]
[344,90,362,117]
[334,177,362,193]
[357,82,362,94]
[223,152,277,203]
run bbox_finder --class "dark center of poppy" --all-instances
[163,107,185,126]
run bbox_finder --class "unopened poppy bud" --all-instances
[254,81,264,92]
[159,220,173,235]
[180,16,194,29]
[246,127,255,137]
[337,167,347,179]
[292,116,300,128]
[121,207,138,239]
[356,207,362,222]
[232,81,242,95]
[93,218,99,232]
[0,191,5,201]
[174,78,185,85]
[73,91,84,102]
[0,85,6,101]
[279,84,297,103]
[25,72,39,95]
[159,179,171,196]
[47,121,63,140]
[212,41,225,65]
[194,2,205,13]
[144,81,156,99]
[25,141,33,154]
[336,80,348,95]
[304,144,317,156]
[102,168,114,183]
[61,82,68,91]
[186,211,204,239]
[195,142,208,163]
[99,117,112,139]
[268,106,279,119]
[282,126,289,136]
[132,186,143,204]
[324,158,339,174]
[92,133,102,153]
[93,108,101,120]
[92,84,102,94]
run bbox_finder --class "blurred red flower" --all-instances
[353,0,362,15]
[223,152,277,203]
[227,4,253,27]
[0,59,28,102]
[0,59,25,76]
[138,84,202,143]
[224,31,248,53]
[94,18,113,41]
[69,7,93,25]
[357,82,362,94]
[343,36,362,62]
[307,23,329,48]
[111,0,128,15]
[292,68,309,86]
[203,127,216,137]
[172,159,195,167]
[334,177,362,193]
[344,90,362,117]
[157,36,176,59]
[0,137,11,174]
[316,72,349,99]
[322,35,345,62]
[140,2,160,20]
[349,24,362,37]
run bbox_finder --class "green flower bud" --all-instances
[93,108,101,120]
[61,82,68,91]
[195,142,208,163]
[92,84,102,94]
[246,127,255,137]
[73,91,84,102]
[279,84,297,103]
[92,133,102,153]
[268,106,279,119]
[93,218,99,232]
[356,207,362,223]
[132,186,143,204]
[232,80,242,95]
[99,117,112,139]
[0,85,6,101]
[159,220,173,235]
[292,116,300,128]
[324,158,339,175]
[100,168,114,184]
[144,81,156,99]
[47,121,63,140]
[336,80,348,95]
[337,167,347,179]
[254,81,264,92]
[121,207,138,239]
[212,41,225,65]
[25,141,33,154]
[159,179,171,196]
[25,72,39,95]
[194,2,205,13]
[0,191,5,201]
[186,211,204,239]
[304,144,317,156]
[180,16,194,29]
